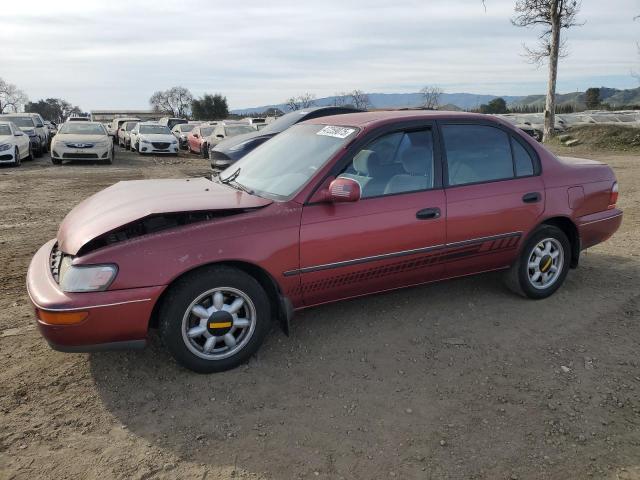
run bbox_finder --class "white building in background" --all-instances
[90,110,159,123]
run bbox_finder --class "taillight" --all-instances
[608,182,618,210]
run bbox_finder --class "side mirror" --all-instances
[216,134,224,139]
[328,177,361,203]
[14,131,23,136]
[194,134,199,138]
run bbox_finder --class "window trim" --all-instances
[304,120,443,205]
[437,120,542,189]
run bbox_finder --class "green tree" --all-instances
[191,93,229,120]
[480,97,508,114]
[584,87,600,109]
[25,98,84,123]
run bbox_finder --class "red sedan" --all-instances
[186,124,214,157]
[27,111,622,373]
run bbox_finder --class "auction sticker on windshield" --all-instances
[316,126,356,139]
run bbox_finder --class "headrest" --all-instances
[353,150,381,176]
[401,147,432,175]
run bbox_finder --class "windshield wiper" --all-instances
[220,167,240,184]
[218,168,254,194]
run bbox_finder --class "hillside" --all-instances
[233,86,640,114]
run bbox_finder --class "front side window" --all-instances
[338,129,435,198]
[0,125,12,135]
[442,125,514,186]
[511,138,534,177]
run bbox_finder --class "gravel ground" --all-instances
[0,146,638,480]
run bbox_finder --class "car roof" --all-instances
[302,110,493,129]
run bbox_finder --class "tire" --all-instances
[42,140,49,153]
[34,145,43,158]
[201,143,208,159]
[504,225,571,299]
[104,148,114,164]
[159,266,272,373]
[51,157,62,165]
[25,144,33,161]
[13,147,21,167]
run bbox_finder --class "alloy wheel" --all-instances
[181,287,257,360]
[527,237,564,290]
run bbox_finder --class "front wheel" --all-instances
[159,266,271,373]
[13,147,21,167]
[505,225,571,299]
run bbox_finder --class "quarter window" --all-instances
[338,129,435,198]
[511,137,534,177]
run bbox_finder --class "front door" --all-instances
[298,126,447,307]
[439,122,545,277]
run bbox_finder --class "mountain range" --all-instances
[231,86,640,114]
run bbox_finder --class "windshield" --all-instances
[226,125,255,136]
[179,124,195,132]
[258,110,314,134]
[5,116,34,128]
[219,124,358,200]
[59,123,106,135]
[0,125,12,135]
[117,119,139,128]
[140,125,171,134]
[201,127,214,136]
[124,122,137,130]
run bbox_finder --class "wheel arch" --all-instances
[537,216,580,268]
[148,260,292,333]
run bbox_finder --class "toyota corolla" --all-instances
[26,111,622,373]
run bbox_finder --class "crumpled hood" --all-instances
[57,178,272,255]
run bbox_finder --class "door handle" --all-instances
[522,192,541,203]
[416,207,441,220]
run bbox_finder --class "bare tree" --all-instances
[420,85,443,109]
[0,77,28,113]
[149,86,193,117]
[332,92,350,107]
[285,93,317,111]
[512,0,582,141]
[349,90,371,110]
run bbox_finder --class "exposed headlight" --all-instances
[180,134,186,140]
[0,144,11,152]
[59,262,118,293]
[171,139,177,144]
[141,138,150,144]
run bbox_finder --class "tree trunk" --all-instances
[544,0,561,142]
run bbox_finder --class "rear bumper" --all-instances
[26,239,165,351]
[577,209,623,250]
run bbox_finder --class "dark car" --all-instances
[209,106,362,172]
[27,111,622,373]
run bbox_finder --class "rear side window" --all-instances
[442,124,537,186]
[442,125,513,186]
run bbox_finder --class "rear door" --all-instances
[298,123,447,306]
[439,122,545,277]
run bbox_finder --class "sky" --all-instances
[1,0,638,111]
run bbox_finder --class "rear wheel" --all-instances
[505,225,571,299]
[25,144,33,161]
[201,143,209,159]
[159,266,272,373]
[34,145,43,158]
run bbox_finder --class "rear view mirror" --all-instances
[328,177,361,203]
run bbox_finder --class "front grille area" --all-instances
[63,153,99,159]
[65,143,94,149]
[0,154,13,160]
[49,244,63,282]
[152,142,170,149]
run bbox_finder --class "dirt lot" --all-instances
[0,145,638,480]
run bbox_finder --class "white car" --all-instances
[0,121,31,167]
[171,123,196,149]
[50,122,114,165]
[130,123,178,155]
[118,121,138,149]
[206,123,256,149]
